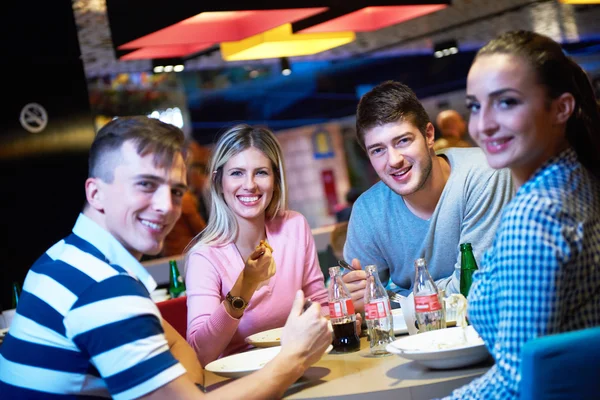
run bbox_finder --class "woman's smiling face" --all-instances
[466,53,569,185]
[221,146,275,223]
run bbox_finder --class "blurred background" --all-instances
[2,0,600,309]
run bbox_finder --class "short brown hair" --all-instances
[89,116,185,182]
[355,81,430,150]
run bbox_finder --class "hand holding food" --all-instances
[244,240,276,286]
[257,239,273,253]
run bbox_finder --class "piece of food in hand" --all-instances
[256,239,273,253]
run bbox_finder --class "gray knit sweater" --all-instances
[344,147,514,296]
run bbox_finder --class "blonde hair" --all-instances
[187,124,288,251]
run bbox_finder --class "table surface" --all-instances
[204,336,493,399]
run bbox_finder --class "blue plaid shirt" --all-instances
[446,148,600,399]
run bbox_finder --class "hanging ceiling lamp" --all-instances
[221,23,355,61]
[297,5,447,33]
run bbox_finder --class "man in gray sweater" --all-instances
[343,81,513,312]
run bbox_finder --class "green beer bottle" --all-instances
[168,260,186,298]
[11,282,21,309]
[459,243,479,298]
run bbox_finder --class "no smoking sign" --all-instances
[19,103,48,133]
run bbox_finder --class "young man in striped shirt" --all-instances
[0,116,332,399]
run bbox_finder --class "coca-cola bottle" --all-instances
[328,266,360,353]
[413,258,445,333]
[364,265,394,356]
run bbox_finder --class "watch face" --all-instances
[232,297,246,309]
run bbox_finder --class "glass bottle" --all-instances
[364,265,394,356]
[413,258,445,333]
[328,266,360,353]
[460,243,479,298]
[168,260,186,298]
[11,282,21,309]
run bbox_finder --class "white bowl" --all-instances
[386,325,490,369]
[206,344,333,378]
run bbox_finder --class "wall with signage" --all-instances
[0,0,95,310]
[275,123,351,229]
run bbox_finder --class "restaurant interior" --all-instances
[1,1,600,395]
[3,0,600,312]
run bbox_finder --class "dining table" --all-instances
[204,335,494,399]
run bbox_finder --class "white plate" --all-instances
[245,327,283,348]
[206,344,333,378]
[386,325,490,369]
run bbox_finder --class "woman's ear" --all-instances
[554,92,576,125]
[85,177,104,212]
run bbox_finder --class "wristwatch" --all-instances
[226,292,248,311]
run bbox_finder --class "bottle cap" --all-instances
[328,266,340,276]
[460,243,473,251]
[365,264,377,273]
[414,258,426,268]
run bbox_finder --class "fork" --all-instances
[387,290,403,304]
[337,260,354,271]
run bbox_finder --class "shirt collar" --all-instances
[520,147,577,194]
[72,213,157,293]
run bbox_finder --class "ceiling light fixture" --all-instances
[152,58,185,73]
[221,23,355,61]
[433,39,459,59]
[281,57,292,76]
[117,9,327,60]
[298,5,447,33]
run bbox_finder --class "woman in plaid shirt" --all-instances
[446,31,600,399]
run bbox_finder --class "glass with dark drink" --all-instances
[332,320,360,352]
[328,266,361,353]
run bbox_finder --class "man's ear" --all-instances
[554,92,576,125]
[425,122,436,148]
[85,177,104,212]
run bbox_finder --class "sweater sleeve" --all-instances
[297,214,329,315]
[436,168,513,295]
[185,252,240,367]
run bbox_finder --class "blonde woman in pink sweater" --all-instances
[185,124,330,366]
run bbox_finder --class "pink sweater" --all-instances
[185,210,328,366]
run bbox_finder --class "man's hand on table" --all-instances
[342,258,367,314]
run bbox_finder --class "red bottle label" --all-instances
[329,299,355,318]
[414,293,442,312]
[365,299,390,320]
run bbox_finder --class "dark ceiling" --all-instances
[184,50,476,144]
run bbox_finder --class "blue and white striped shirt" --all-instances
[446,148,600,399]
[0,214,186,399]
